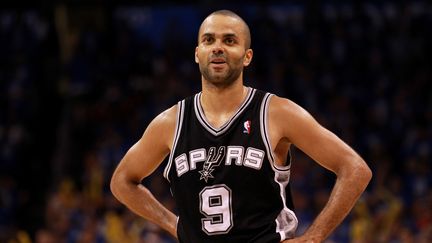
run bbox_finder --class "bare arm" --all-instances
[110,105,178,238]
[268,96,372,242]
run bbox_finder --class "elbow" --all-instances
[362,162,373,186]
[364,163,373,182]
[110,171,121,200]
[110,168,142,203]
[352,158,373,190]
[338,155,372,190]
[110,169,130,202]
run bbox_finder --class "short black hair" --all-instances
[199,10,251,49]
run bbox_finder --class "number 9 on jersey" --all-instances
[199,184,233,235]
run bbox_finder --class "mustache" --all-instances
[209,53,227,62]
[210,53,226,58]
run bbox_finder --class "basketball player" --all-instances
[110,10,372,242]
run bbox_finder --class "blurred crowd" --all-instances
[1,2,431,243]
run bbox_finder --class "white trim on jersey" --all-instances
[194,87,256,136]
[274,171,298,240]
[260,93,292,171]
[259,93,298,240]
[164,100,185,182]
[260,93,276,167]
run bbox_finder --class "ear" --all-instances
[243,49,253,67]
[195,47,199,63]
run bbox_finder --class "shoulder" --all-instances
[146,92,198,143]
[153,104,178,127]
[142,104,179,149]
[266,95,319,143]
[149,104,178,132]
[267,95,312,121]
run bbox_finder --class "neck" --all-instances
[201,80,247,114]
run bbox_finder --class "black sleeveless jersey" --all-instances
[163,88,298,243]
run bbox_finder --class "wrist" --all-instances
[166,215,178,238]
[300,232,325,243]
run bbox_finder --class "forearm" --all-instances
[111,179,178,238]
[302,162,372,241]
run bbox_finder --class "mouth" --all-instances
[210,58,226,64]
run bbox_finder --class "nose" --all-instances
[212,40,224,55]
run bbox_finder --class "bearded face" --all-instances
[195,14,253,87]
[198,50,245,86]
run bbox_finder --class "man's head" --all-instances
[195,10,253,87]
[198,10,251,49]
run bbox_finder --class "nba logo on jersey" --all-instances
[243,120,251,134]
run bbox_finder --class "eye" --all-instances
[203,36,214,44]
[224,37,236,45]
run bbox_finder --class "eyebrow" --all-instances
[200,33,238,39]
[223,33,238,39]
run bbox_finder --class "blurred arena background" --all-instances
[1,1,431,242]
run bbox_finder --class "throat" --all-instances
[204,112,234,129]
[199,86,250,130]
